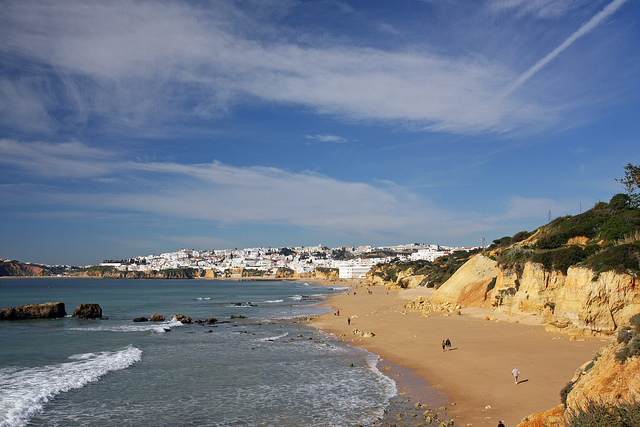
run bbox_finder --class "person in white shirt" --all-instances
[512,366,520,384]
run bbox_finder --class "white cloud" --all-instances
[0,140,447,240]
[0,0,550,135]
[488,0,587,19]
[0,139,117,177]
[305,134,348,143]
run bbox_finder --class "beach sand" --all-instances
[311,280,611,427]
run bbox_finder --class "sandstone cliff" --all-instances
[426,254,640,334]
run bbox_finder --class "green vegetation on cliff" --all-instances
[369,249,481,288]
[493,195,640,275]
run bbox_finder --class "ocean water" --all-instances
[0,278,397,427]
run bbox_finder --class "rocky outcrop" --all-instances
[0,302,66,319]
[72,303,102,319]
[173,314,192,324]
[149,313,165,321]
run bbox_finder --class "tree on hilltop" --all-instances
[616,163,640,208]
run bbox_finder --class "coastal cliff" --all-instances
[425,253,640,334]
[70,266,198,279]
[0,260,54,277]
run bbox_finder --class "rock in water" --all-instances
[72,303,102,319]
[133,317,149,322]
[0,302,67,320]
[149,313,165,321]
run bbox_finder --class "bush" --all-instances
[601,217,637,241]
[530,245,598,274]
[565,401,640,427]
[584,243,640,274]
[511,231,532,244]
[630,313,640,330]
[628,335,640,358]
[618,327,634,344]
[561,381,575,405]
[610,193,631,210]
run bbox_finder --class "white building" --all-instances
[410,249,448,262]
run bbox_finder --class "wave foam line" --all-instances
[0,346,142,427]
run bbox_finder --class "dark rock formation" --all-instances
[72,303,103,319]
[149,313,165,321]
[0,302,66,320]
[173,314,192,324]
[133,317,149,322]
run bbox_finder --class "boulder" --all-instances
[133,317,149,322]
[72,303,102,319]
[149,313,165,321]
[173,314,192,324]
[0,302,66,320]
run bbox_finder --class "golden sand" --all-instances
[310,280,610,427]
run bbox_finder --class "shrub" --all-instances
[628,335,640,359]
[565,400,640,427]
[530,245,598,274]
[630,313,640,330]
[584,243,640,275]
[601,217,637,241]
[561,381,575,405]
[618,327,634,345]
[511,231,532,244]
[610,193,630,210]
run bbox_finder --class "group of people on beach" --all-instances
[441,338,452,351]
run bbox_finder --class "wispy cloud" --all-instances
[0,140,577,244]
[502,0,629,96]
[0,0,550,136]
[305,134,348,143]
[489,0,587,19]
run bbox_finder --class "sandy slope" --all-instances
[311,281,611,427]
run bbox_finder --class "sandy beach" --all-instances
[311,280,611,427]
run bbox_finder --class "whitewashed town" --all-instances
[99,243,479,279]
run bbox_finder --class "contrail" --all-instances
[502,0,629,96]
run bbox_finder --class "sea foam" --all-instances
[0,346,142,427]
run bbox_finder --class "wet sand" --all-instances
[311,280,611,427]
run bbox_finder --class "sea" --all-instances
[0,278,398,427]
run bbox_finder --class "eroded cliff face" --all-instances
[0,261,52,277]
[428,254,640,334]
[430,254,498,307]
[518,342,640,427]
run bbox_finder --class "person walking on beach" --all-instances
[512,366,520,384]
[498,421,505,427]
[442,340,446,351]
[445,338,451,350]
[347,317,351,325]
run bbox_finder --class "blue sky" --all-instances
[1,0,639,265]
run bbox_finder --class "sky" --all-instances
[1,0,639,266]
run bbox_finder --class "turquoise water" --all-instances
[0,278,396,426]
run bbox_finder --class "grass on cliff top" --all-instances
[492,198,640,275]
